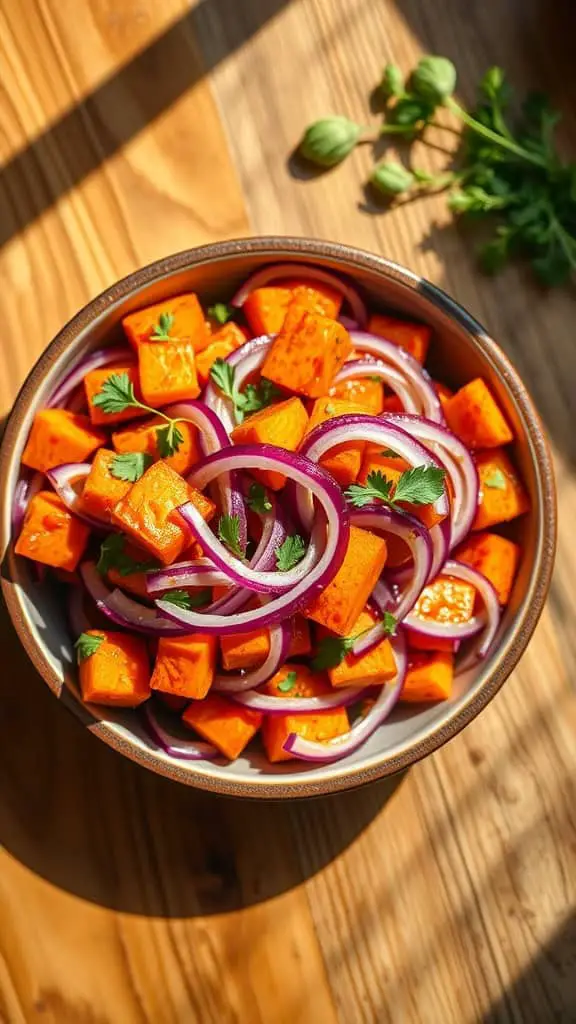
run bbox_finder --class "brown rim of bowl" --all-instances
[0,236,557,798]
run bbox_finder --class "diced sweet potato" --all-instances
[411,574,476,625]
[305,525,388,636]
[329,377,384,414]
[326,608,398,688]
[261,664,349,762]
[400,651,453,702]
[79,629,150,707]
[433,380,454,410]
[473,449,530,530]
[112,416,201,477]
[151,633,217,700]
[368,313,431,364]
[230,396,308,490]
[444,378,513,449]
[455,530,520,604]
[305,397,370,487]
[261,302,352,398]
[381,394,406,414]
[112,461,215,565]
[182,694,262,759]
[138,339,200,407]
[21,409,106,474]
[220,614,311,671]
[84,363,146,427]
[122,293,209,352]
[196,323,246,387]
[243,279,342,336]
[15,491,91,572]
[80,448,132,522]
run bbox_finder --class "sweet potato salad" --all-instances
[13,264,529,764]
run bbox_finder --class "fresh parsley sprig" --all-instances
[150,311,178,342]
[277,670,298,693]
[218,514,244,559]
[109,452,153,483]
[345,466,445,509]
[275,535,306,571]
[92,372,188,457]
[161,589,211,610]
[210,359,280,424]
[312,613,397,670]
[96,533,158,577]
[74,632,104,662]
[207,302,234,325]
[246,482,272,514]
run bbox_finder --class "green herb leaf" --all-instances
[381,611,398,635]
[150,311,176,342]
[484,468,507,490]
[96,533,158,577]
[218,514,244,559]
[312,635,355,670]
[275,535,306,572]
[161,588,211,609]
[380,448,398,458]
[345,470,395,507]
[92,372,138,416]
[240,378,281,416]
[392,465,446,505]
[246,482,272,514]
[210,358,237,400]
[208,303,234,324]
[74,632,104,662]
[277,671,298,693]
[109,452,153,483]
[367,374,384,383]
[156,422,184,458]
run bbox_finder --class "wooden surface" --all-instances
[1,0,575,1020]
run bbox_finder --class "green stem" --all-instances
[445,97,547,168]
[549,215,576,271]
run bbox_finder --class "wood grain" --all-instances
[1,0,575,1022]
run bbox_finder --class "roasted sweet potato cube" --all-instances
[454,530,520,605]
[80,449,132,522]
[79,629,150,707]
[444,378,513,449]
[182,695,262,759]
[400,652,453,703]
[329,377,384,414]
[15,491,90,572]
[112,416,201,477]
[84,364,146,426]
[21,409,106,474]
[243,279,342,336]
[138,340,200,407]
[122,293,209,352]
[473,449,529,530]
[325,609,398,688]
[261,302,352,398]
[151,633,217,700]
[305,525,388,636]
[230,396,309,490]
[368,313,431,364]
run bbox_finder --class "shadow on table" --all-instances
[0,599,406,916]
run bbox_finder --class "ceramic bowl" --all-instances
[0,237,556,797]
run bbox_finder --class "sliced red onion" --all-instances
[383,413,479,547]
[283,631,407,761]
[68,586,91,636]
[144,704,218,760]
[349,330,443,422]
[231,263,368,326]
[338,315,359,330]
[202,334,273,433]
[296,415,449,531]
[213,612,292,693]
[65,386,87,413]
[146,559,230,594]
[229,683,368,713]
[428,519,451,580]
[49,346,133,407]
[443,560,501,672]
[156,446,350,634]
[335,359,419,413]
[46,463,106,530]
[80,562,186,636]
[12,471,43,536]
[404,610,486,640]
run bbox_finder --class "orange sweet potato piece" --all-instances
[261,302,352,398]
[326,608,398,688]
[15,491,91,572]
[122,293,209,352]
[84,363,146,427]
[196,323,246,387]
[151,633,217,700]
[381,394,406,414]
[182,694,262,759]
[230,396,308,490]
[473,449,529,530]
[112,461,215,565]
[112,416,201,477]
[138,339,200,407]
[455,530,520,604]
[305,397,370,487]
[243,279,343,336]
[80,448,132,522]
[433,380,454,410]
[411,574,476,626]
[261,664,349,763]
[368,313,431,364]
[330,377,384,414]
[21,409,106,474]
[79,629,150,707]
[444,378,513,449]
[220,614,311,671]
[305,525,388,636]
[400,651,453,703]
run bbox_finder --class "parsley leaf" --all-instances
[96,534,157,577]
[218,514,244,559]
[92,372,138,416]
[240,378,281,415]
[484,468,507,489]
[109,452,153,483]
[246,482,272,514]
[275,535,306,571]
[381,611,398,635]
[380,448,398,458]
[345,470,394,507]
[210,358,237,400]
[277,670,298,693]
[208,302,234,324]
[312,636,355,670]
[74,632,104,662]
[345,466,445,509]
[150,311,176,341]
[161,588,211,609]
[156,423,185,458]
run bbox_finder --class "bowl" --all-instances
[0,237,556,798]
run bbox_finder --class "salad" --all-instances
[12,263,529,764]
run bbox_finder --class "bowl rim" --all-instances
[0,235,557,798]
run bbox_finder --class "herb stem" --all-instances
[445,97,548,168]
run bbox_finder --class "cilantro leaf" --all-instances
[96,533,157,577]
[218,514,244,559]
[380,448,398,458]
[208,303,234,324]
[92,372,138,416]
[150,311,176,341]
[210,358,237,401]
[345,470,394,507]
[381,611,398,635]
[74,632,104,662]
[275,535,306,572]
[392,465,446,505]
[246,482,272,514]
[484,468,507,490]
[277,670,298,693]
[109,452,153,483]
[312,635,355,670]
[161,588,211,609]
[240,378,281,416]
[156,422,184,458]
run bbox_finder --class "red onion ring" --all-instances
[349,330,443,422]
[48,346,133,408]
[334,359,419,413]
[80,562,187,636]
[229,683,368,713]
[12,471,43,536]
[443,560,501,671]
[213,611,292,693]
[231,263,368,326]
[283,631,407,761]
[144,704,218,760]
[145,559,231,593]
[46,463,106,530]
[156,446,350,634]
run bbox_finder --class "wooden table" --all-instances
[1,2,575,1021]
